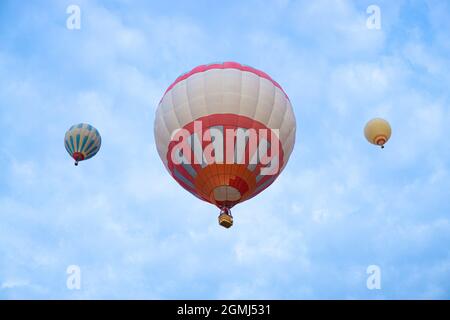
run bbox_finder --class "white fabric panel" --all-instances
[221,68,242,115]
[253,77,275,125]
[267,88,288,130]
[204,69,224,115]
[186,72,209,120]
[155,104,171,142]
[238,71,260,119]
[171,81,193,128]
[279,100,296,143]
[161,92,180,134]
[154,111,170,168]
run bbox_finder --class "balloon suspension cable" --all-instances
[221,207,232,216]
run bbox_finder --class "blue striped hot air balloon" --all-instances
[64,123,101,166]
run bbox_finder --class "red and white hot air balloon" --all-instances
[154,62,296,228]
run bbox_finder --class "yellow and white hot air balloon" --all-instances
[364,118,391,148]
[154,62,296,228]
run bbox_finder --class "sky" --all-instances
[0,0,449,299]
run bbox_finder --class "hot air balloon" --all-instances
[154,62,296,228]
[64,123,101,165]
[364,118,391,149]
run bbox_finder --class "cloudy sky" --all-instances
[0,0,449,299]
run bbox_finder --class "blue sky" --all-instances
[0,0,449,299]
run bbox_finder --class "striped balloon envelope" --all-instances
[154,62,296,227]
[64,123,101,166]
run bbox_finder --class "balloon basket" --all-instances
[218,213,233,228]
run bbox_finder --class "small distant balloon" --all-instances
[364,118,391,149]
[64,123,101,165]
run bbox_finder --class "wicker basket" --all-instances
[218,213,233,228]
